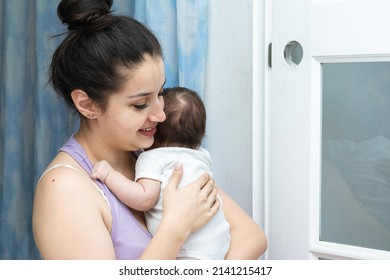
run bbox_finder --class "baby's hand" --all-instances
[91,160,112,183]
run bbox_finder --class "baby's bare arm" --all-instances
[91,160,160,211]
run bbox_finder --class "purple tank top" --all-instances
[59,135,152,259]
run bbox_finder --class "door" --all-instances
[267,0,390,259]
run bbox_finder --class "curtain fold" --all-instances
[1,1,41,260]
[0,0,208,259]
[133,0,208,98]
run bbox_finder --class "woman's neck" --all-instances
[74,129,137,179]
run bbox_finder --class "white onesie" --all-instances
[135,147,231,260]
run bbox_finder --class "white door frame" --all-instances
[252,0,271,259]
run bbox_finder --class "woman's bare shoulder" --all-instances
[36,153,89,197]
[33,153,115,259]
[35,151,110,217]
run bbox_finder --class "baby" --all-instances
[92,86,231,259]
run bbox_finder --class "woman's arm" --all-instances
[219,189,267,260]
[33,167,116,259]
[140,164,220,259]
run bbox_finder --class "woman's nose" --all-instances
[150,97,166,123]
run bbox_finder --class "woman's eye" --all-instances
[133,103,149,110]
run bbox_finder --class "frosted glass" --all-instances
[320,62,390,251]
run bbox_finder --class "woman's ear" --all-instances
[71,89,97,119]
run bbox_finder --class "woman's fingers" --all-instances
[197,175,213,201]
[194,173,211,190]
[208,194,221,217]
[205,182,220,216]
[162,168,218,233]
[206,183,218,205]
[165,163,184,190]
[200,177,217,203]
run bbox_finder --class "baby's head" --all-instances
[153,87,206,149]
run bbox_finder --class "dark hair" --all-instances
[154,87,206,149]
[50,0,163,112]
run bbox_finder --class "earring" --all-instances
[86,114,94,119]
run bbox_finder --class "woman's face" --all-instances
[97,54,166,152]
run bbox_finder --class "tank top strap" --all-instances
[39,163,110,208]
[55,134,152,259]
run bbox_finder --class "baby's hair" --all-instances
[155,87,206,149]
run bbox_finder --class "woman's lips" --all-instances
[138,126,157,137]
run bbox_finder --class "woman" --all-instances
[32,0,267,260]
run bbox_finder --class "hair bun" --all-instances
[57,0,113,31]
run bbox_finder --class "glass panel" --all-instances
[321,62,390,251]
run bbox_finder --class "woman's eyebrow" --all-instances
[128,79,167,99]
[128,92,152,99]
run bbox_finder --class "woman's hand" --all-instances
[162,163,220,234]
[139,163,220,259]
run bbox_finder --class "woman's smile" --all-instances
[138,126,157,137]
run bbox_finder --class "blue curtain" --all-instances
[0,0,208,260]
[131,0,208,98]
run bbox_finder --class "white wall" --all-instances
[204,0,254,214]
